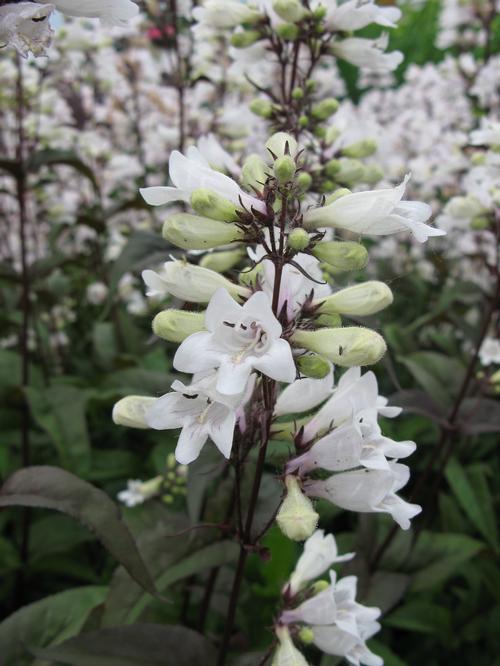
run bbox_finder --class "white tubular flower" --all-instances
[273,626,310,666]
[326,0,401,31]
[196,134,241,175]
[470,120,500,148]
[479,337,500,366]
[274,365,334,417]
[140,149,264,213]
[288,530,355,595]
[174,289,296,395]
[192,0,261,28]
[0,2,54,58]
[112,396,157,429]
[311,623,383,666]
[142,260,249,304]
[304,462,422,529]
[304,174,444,243]
[117,476,163,507]
[331,34,403,72]
[146,371,241,464]
[44,0,139,26]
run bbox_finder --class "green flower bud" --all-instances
[362,163,384,185]
[305,79,316,92]
[312,240,368,271]
[324,187,351,205]
[314,126,327,139]
[242,153,268,191]
[298,627,315,645]
[199,248,245,272]
[311,580,330,594]
[316,314,342,328]
[266,131,298,158]
[272,0,307,23]
[291,86,304,100]
[272,415,309,441]
[276,23,300,40]
[239,263,262,287]
[230,29,261,48]
[167,453,176,469]
[152,309,205,343]
[292,327,387,366]
[288,228,310,251]
[318,179,335,194]
[313,5,327,19]
[315,281,393,316]
[191,188,241,221]
[471,215,490,230]
[296,172,312,193]
[325,126,341,145]
[276,475,319,541]
[341,138,378,158]
[274,154,296,184]
[325,158,364,185]
[112,396,156,429]
[162,213,244,250]
[298,115,309,128]
[297,353,331,378]
[163,494,174,505]
[311,98,339,121]
[250,98,274,118]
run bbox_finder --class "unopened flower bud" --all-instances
[152,309,205,343]
[292,327,387,366]
[324,188,351,205]
[341,138,378,158]
[277,475,319,541]
[273,626,310,666]
[230,29,261,48]
[315,313,342,327]
[297,353,331,378]
[250,98,274,118]
[288,228,310,251]
[313,240,368,271]
[276,23,300,40]
[296,172,312,193]
[162,213,244,250]
[239,263,262,287]
[315,281,393,316]
[362,163,384,184]
[325,158,364,185]
[313,5,327,19]
[471,215,490,230]
[325,126,341,145]
[274,154,296,184]
[298,628,315,645]
[311,580,330,594]
[298,115,309,128]
[314,127,327,139]
[112,396,156,429]
[199,248,245,272]
[266,131,298,158]
[191,188,241,221]
[272,0,307,23]
[291,87,304,100]
[311,98,339,121]
[242,153,268,191]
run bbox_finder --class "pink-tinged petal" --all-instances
[242,290,282,338]
[175,422,208,465]
[216,358,253,395]
[146,393,187,430]
[252,338,296,384]
[139,186,189,205]
[208,407,236,459]
[205,288,242,332]
[174,331,221,373]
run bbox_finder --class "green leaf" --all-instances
[398,352,465,407]
[28,514,93,561]
[26,149,99,192]
[368,640,407,666]
[0,466,160,599]
[458,398,500,434]
[445,458,499,550]
[0,536,20,574]
[0,586,107,666]
[25,385,91,474]
[385,601,452,635]
[32,624,216,666]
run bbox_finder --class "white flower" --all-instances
[174,288,296,395]
[86,281,109,305]
[44,0,139,26]
[332,34,403,73]
[304,175,445,243]
[470,120,500,148]
[140,149,264,213]
[146,371,240,464]
[272,626,310,666]
[281,570,382,666]
[274,366,334,417]
[197,134,241,175]
[192,0,260,28]
[0,2,54,58]
[479,336,500,366]
[142,259,249,304]
[117,476,163,507]
[288,530,355,595]
[325,0,401,32]
[304,462,422,529]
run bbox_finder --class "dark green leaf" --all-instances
[458,398,500,434]
[385,601,452,635]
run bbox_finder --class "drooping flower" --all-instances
[272,626,310,666]
[43,0,139,26]
[0,2,54,58]
[331,34,403,73]
[324,0,401,32]
[174,288,296,395]
[117,476,163,507]
[304,174,445,243]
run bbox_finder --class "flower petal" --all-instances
[252,338,296,384]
